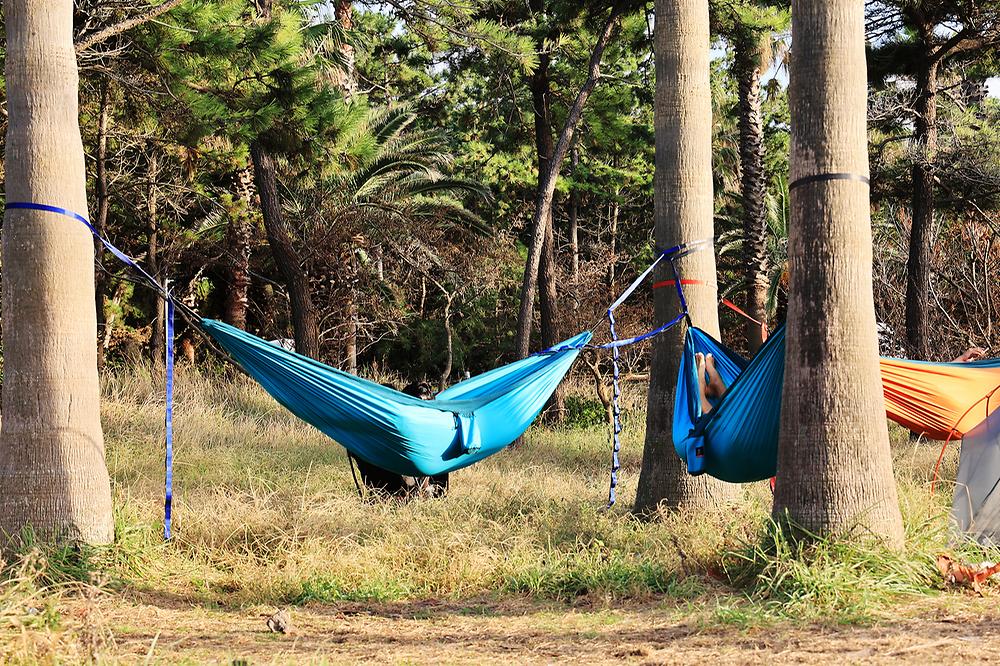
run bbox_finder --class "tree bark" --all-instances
[514,1,626,358]
[772,0,903,546]
[94,78,111,369]
[634,0,739,515]
[345,248,359,373]
[222,168,254,330]
[250,141,321,359]
[440,293,454,392]
[0,0,114,544]
[333,0,357,97]
[526,6,565,416]
[569,146,581,288]
[734,33,769,355]
[904,53,937,360]
[146,149,164,369]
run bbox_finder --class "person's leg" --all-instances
[704,353,727,398]
[695,352,713,414]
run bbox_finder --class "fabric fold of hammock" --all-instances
[674,326,1000,483]
[200,319,590,477]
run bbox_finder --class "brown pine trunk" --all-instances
[250,142,321,359]
[904,55,937,360]
[634,0,738,515]
[734,34,769,354]
[0,0,114,544]
[514,1,626,358]
[94,78,112,369]
[569,146,581,288]
[147,149,164,369]
[333,0,356,97]
[345,249,359,374]
[772,0,903,546]
[440,293,454,392]
[527,0,565,417]
[222,168,254,330]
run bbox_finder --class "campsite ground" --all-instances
[54,591,1000,663]
[4,366,1000,664]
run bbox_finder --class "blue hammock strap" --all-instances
[164,297,175,540]
[5,201,180,540]
[606,308,623,508]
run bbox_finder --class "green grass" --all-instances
[1,363,994,663]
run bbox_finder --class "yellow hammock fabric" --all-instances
[881,358,1000,440]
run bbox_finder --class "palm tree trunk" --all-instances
[634,0,738,515]
[904,54,937,360]
[772,0,903,546]
[250,141,321,359]
[734,34,769,355]
[0,0,114,544]
[514,1,626,358]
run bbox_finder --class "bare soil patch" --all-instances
[58,592,1000,664]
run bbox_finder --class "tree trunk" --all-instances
[0,0,114,544]
[569,146,581,288]
[147,149,164,369]
[333,0,356,97]
[222,168,254,330]
[94,78,112,369]
[527,0,565,419]
[250,142,321,359]
[514,1,626,358]
[440,293,454,392]
[608,196,620,288]
[345,249,359,374]
[904,55,937,360]
[734,33,769,355]
[634,0,738,515]
[772,0,903,546]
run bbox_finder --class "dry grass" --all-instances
[1,364,999,662]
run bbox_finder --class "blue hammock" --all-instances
[673,325,786,483]
[672,326,1000,484]
[201,319,590,477]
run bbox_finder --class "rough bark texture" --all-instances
[514,1,625,358]
[345,250,359,374]
[0,0,114,544]
[904,55,937,360]
[222,168,254,330]
[569,146,580,287]
[146,149,164,368]
[527,5,565,417]
[94,79,111,368]
[634,0,739,515]
[734,34,769,355]
[772,0,903,547]
[250,142,321,359]
[333,0,356,97]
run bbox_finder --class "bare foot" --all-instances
[705,353,727,398]
[695,353,712,414]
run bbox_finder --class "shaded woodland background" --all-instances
[2,0,998,398]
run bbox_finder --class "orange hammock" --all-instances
[881,358,1000,440]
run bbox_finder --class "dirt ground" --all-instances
[58,591,1000,664]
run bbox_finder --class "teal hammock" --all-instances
[202,320,591,477]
